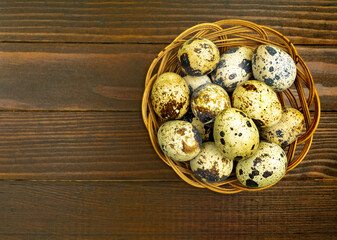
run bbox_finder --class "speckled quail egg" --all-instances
[191,83,231,124]
[182,111,212,141]
[151,72,190,120]
[183,75,212,94]
[190,142,233,183]
[236,141,288,188]
[211,46,253,92]
[260,107,305,147]
[178,38,220,76]
[157,120,202,162]
[232,80,282,128]
[214,108,260,161]
[252,45,297,92]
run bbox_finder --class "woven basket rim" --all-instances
[142,19,321,194]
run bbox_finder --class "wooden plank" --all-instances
[0,111,177,180]
[0,0,336,45]
[0,43,336,111]
[0,180,336,239]
[0,43,161,111]
[0,111,335,181]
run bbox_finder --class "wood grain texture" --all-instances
[0,111,335,181]
[0,43,336,111]
[0,43,159,111]
[0,180,336,240]
[0,0,336,45]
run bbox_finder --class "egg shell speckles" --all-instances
[157,120,202,162]
[182,111,213,141]
[183,75,212,94]
[252,45,297,92]
[178,38,220,76]
[236,141,288,188]
[213,108,260,161]
[232,80,282,128]
[211,46,253,92]
[190,142,233,183]
[191,83,231,124]
[151,72,190,120]
[260,107,305,147]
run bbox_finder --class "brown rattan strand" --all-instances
[141,19,321,194]
[276,92,286,107]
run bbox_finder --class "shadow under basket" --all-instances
[141,19,321,194]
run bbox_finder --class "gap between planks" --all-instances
[0,41,336,47]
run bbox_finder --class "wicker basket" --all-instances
[142,19,321,194]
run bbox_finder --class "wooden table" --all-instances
[0,1,336,239]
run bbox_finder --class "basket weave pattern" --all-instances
[142,20,321,194]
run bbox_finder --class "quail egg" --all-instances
[214,108,260,161]
[190,142,233,183]
[252,45,297,92]
[178,38,220,76]
[232,80,282,128]
[151,72,190,120]
[157,120,202,162]
[236,141,288,188]
[191,83,231,124]
[260,107,305,147]
[182,111,212,141]
[211,46,253,92]
[183,75,212,94]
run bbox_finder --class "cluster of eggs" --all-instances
[151,38,305,189]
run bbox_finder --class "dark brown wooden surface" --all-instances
[0,0,336,239]
[0,111,334,181]
[0,44,336,110]
[0,180,336,240]
[0,0,336,45]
